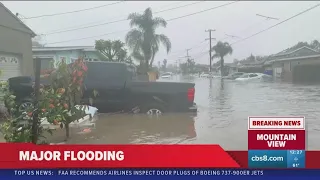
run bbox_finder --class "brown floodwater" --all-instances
[45,75,320,150]
[2,75,320,150]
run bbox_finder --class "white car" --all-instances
[161,72,172,78]
[200,73,210,78]
[235,73,271,81]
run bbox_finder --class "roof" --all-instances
[269,46,320,62]
[0,2,36,37]
[268,54,320,63]
[216,63,238,69]
[32,46,96,52]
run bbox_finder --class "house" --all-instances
[238,59,267,73]
[268,46,320,82]
[32,46,106,70]
[0,3,36,80]
[216,63,238,76]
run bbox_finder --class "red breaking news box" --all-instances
[248,117,305,150]
[248,130,305,150]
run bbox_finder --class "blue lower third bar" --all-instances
[248,150,287,168]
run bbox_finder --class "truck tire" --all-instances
[141,103,165,116]
[18,99,34,113]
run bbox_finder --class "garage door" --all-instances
[0,55,22,81]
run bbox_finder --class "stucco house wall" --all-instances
[32,47,104,69]
[0,3,36,78]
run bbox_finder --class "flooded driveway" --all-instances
[53,75,319,150]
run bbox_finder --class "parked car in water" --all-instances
[200,72,212,78]
[161,72,173,78]
[8,62,197,115]
[225,72,246,80]
[235,73,272,81]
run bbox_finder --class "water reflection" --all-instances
[63,113,197,144]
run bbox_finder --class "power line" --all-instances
[166,1,239,21]
[167,40,207,58]
[23,1,125,19]
[189,42,210,59]
[219,18,271,41]
[155,1,206,14]
[231,3,320,46]
[256,14,279,21]
[44,29,129,45]
[42,1,191,34]
[43,1,207,35]
[46,1,238,45]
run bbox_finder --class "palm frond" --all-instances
[125,29,143,50]
[211,41,233,58]
[144,8,153,19]
[155,34,171,53]
[152,17,167,28]
[131,51,145,62]
[128,13,144,28]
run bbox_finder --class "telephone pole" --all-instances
[205,29,216,72]
[186,48,191,59]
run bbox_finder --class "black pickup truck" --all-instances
[8,62,197,115]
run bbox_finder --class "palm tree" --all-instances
[211,41,233,76]
[125,8,171,75]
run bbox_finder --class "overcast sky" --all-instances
[2,1,320,65]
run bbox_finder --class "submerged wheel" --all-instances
[146,109,162,115]
[141,103,165,116]
[19,101,34,112]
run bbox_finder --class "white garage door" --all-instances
[0,55,22,81]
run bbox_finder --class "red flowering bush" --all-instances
[45,58,90,139]
[0,57,94,143]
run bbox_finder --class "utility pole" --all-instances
[186,48,191,59]
[205,29,216,72]
[32,57,41,144]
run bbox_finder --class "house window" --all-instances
[85,58,99,62]
[59,56,67,64]
[70,57,78,63]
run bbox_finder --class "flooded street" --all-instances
[60,75,320,150]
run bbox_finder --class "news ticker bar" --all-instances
[248,117,306,168]
[1,169,320,177]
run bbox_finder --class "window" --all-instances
[85,58,99,62]
[59,56,67,64]
[239,74,249,78]
[127,65,137,79]
[41,59,53,70]
[249,74,258,78]
[70,58,78,63]
[87,63,125,80]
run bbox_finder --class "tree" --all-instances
[162,59,167,71]
[32,36,45,47]
[187,58,195,73]
[32,41,44,47]
[211,41,233,76]
[180,58,195,74]
[310,40,320,51]
[125,8,172,75]
[95,39,128,62]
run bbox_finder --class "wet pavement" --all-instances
[56,75,320,150]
